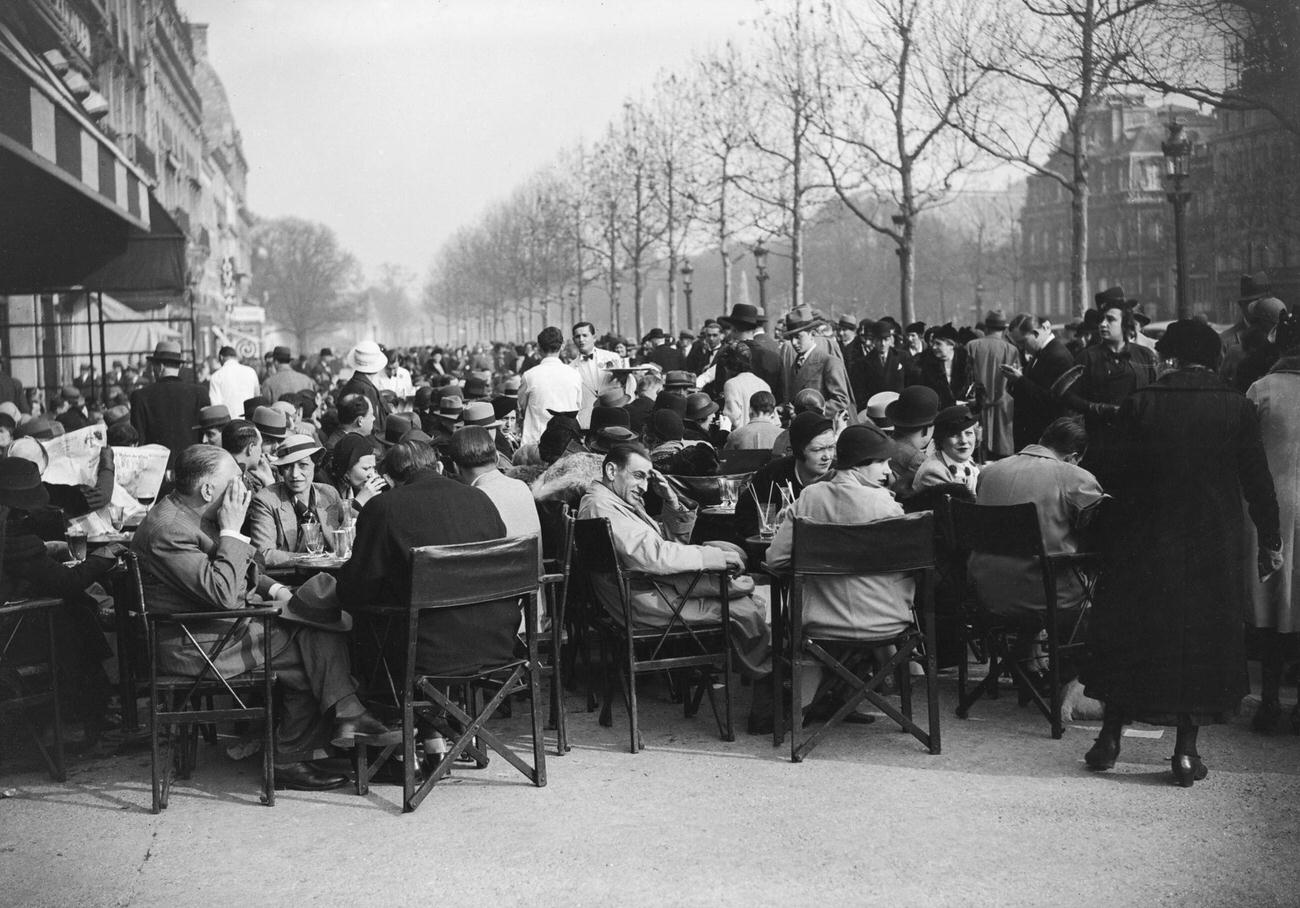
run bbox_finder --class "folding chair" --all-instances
[786,513,941,763]
[0,598,65,781]
[118,553,278,813]
[573,517,735,753]
[940,497,1099,739]
[536,500,574,754]
[357,535,546,813]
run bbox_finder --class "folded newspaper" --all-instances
[38,425,166,535]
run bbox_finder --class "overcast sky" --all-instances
[181,0,760,286]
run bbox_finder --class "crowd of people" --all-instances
[1,268,1297,793]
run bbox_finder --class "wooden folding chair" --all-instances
[357,535,546,813]
[0,597,65,781]
[786,513,941,763]
[940,497,1099,739]
[119,553,278,813]
[573,517,735,753]
[536,500,574,755]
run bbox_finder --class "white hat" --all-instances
[349,341,386,374]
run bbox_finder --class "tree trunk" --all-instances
[719,158,731,315]
[899,219,916,326]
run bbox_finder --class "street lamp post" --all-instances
[680,261,694,331]
[1162,120,1193,320]
[753,240,769,314]
[611,278,621,334]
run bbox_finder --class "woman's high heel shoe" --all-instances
[1171,754,1208,788]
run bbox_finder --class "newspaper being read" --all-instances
[112,445,170,502]
[39,425,106,487]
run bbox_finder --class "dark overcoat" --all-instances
[129,377,210,470]
[1009,336,1074,451]
[1083,369,1280,721]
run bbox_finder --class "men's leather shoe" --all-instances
[331,711,401,749]
[273,762,348,791]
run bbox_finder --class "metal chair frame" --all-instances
[0,597,65,781]
[356,535,546,813]
[940,496,1099,739]
[785,513,941,763]
[573,517,735,753]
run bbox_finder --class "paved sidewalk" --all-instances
[1,678,1298,907]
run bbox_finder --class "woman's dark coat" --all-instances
[1084,369,1280,721]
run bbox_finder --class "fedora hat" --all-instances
[653,391,687,416]
[1239,271,1271,304]
[252,406,288,441]
[381,413,415,446]
[885,386,940,430]
[1128,302,1152,326]
[837,424,893,469]
[0,457,49,510]
[684,392,718,422]
[864,391,899,430]
[1094,286,1129,310]
[280,573,352,633]
[598,386,631,408]
[719,303,765,330]
[983,309,1009,330]
[271,433,323,466]
[437,396,465,419]
[17,415,63,441]
[104,404,130,426]
[502,376,521,397]
[463,376,490,400]
[641,327,666,343]
[835,314,859,332]
[664,370,695,390]
[349,340,386,374]
[782,306,824,334]
[148,340,184,364]
[461,400,501,429]
[192,404,231,431]
[272,345,292,363]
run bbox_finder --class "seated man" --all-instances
[130,444,395,792]
[449,426,540,541]
[247,434,346,567]
[968,416,1103,621]
[766,425,914,710]
[221,418,276,493]
[577,443,772,731]
[723,390,781,451]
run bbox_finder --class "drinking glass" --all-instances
[719,478,738,510]
[66,528,88,562]
[302,522,324,556]
[758,503,781,539]
[330,528,351,559]
[108,504,125,532]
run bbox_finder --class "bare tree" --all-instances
[252,216,360,350]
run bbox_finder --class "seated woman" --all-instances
[247,434,347,567]
[766,425,914,709]
[911,404,980,496]
[735,411,836,538]
[329,432,385,514]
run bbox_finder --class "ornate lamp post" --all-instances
[753,239,769,314]
[680,261,694,331]
[1162,120,1193,319]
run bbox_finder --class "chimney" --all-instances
[189,23,209,61]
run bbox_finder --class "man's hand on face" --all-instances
[218,478,252,534]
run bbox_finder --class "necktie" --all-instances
[582,353,595,361]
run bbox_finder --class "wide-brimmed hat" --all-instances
[271,433,323,466]
[664,370,695,390]
[598,387,631,408]
[1094,286,1129,311]
[1239,271,1271,305]
[280,573,352,632]
[684,392,718,422]
[0,457,49,510]
[835,314,858,332]
[252,406,288,441]
[719,303,765,330]
[381,413,416,446]
[461,400,501,429]
[865,391,899,430]
[349,340,386,374]
[837,424,893,469]
[148,340,184,364]
[934,404,978,437]
[641,328,666,343]
[885,386,940,430]
[983,309,1009,330]
[502,376,521,397]
[464,376,491,400]
[782,306,824,334]
[192,404,231,431]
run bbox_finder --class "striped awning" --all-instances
[0,22,150,231]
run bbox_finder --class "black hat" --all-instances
[0,457,49,510]
[464,376,491,400]
[983,309,1009,330]
[280,573,352,632]
[1094,286,1128,311]
[869,321,895,340]
[905,321,927,336]
[641,327,666,343]
[930,323,959,344]
[1080,309,1102,331]
[788,411,835,456]
[719,304,765,330]
[1128,302,1152,326]
[1239,271,1271,304]
[782,306,824,334]
[413,386,437,409]
[589,405,631,434]
[1156,319,1222,369]
[836,424,893,469]
[886,386,941,429]
[684,392,718,422]
[272,345,292,363]
[934,404,978,437]
[650,409,684,441]
[653,391,687,416]
[381,413,416,446]
[664,370,695,390]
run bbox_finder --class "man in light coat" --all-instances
[208,346,260,416]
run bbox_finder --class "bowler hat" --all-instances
[885,386,940,430]
[192,404,231,431]
[934,404,978,437]
[252,406,289,441]
[719,304,765,330]
[271,433,323,466]
[664,370,695,390]
[653,391,687,416]
[0,457,49,510]
[148,340,184,364]
[837,424,893,469]
[1094,286,1128,311]
[684,392,718,422]
[461,400,501,429]
[280,573,352,633]
[464,376,490,400]
[272,345,292,363]
[589,405,631,434]
[381,413,415,446]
